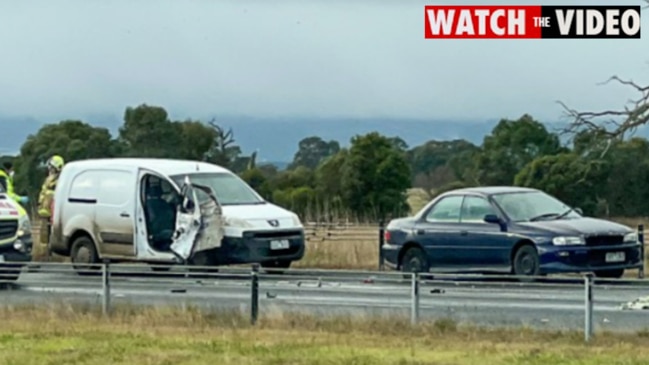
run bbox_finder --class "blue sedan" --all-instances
[382,186,643,278]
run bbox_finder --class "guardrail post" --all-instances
[102,260,111,316]
[638,224,645,279]
[251,263,259,325]
[411,272,420,325]
[378,220,385,271]
[584,274,593,342]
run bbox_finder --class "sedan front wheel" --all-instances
[512,244,540,277]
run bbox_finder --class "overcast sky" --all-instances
[0,0,647,123]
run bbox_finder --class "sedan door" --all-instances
[414,195,465,267]
[456,195,514,268]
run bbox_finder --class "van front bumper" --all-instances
[209,229,306,265]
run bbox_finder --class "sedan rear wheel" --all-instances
[401,247,429,274]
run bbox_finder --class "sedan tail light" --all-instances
[383,230,391,243]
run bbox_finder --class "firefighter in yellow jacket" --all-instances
[37,155,64,249]
[0,161,20,202]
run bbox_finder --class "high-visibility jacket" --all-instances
[37,173,58,218]
[0,170,20,202]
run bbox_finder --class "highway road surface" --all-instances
[2,264,649,333]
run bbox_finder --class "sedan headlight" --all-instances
[17,215,31,237]
[552,236,585,246]
[624,232,638,243]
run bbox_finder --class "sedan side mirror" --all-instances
[575,207,583,215]
[484,214,501,224]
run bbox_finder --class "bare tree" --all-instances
[557,1,649,152]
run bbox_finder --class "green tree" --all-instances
[601,138,649,217]
[119,104,181,158]
[176,120,218,160]
[340,132,411,220]
[407,139,478,190]
[472,114,566,185]
[314,149,348,217]
[239,167,272,200]
[14,120,121,205]
[514,153,604,215]
[288,136,340,170]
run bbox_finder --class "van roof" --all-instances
[62,158,232,176]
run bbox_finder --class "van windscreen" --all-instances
[170,172,265,206]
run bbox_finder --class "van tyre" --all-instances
[401,246,429,275]
[512,244,540,279]
[188,251,219,275]
[261,260,291,274]
[70,236,100,276]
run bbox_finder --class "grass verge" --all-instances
[1,303,649,364]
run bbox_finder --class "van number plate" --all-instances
[270,240,290,250]
[605,252,625,263]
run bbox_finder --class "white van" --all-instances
[49,158,305,273]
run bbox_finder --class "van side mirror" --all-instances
[575,207,583,215]
[484,214,501,224]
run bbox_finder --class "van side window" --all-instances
[97,170,133,206]
[69,171,99,200]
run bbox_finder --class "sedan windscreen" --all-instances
[491,191,581,222]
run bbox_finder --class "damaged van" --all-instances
[48,158,305,274]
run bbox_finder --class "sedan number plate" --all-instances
[605,252,625,263]
[270,239,290,250]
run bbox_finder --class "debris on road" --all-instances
[620,296,649,310]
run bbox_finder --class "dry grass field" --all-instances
[1,303,649,364]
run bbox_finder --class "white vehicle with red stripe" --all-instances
[0,186,33,282]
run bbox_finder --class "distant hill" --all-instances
[3,114,646,166]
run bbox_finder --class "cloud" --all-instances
[0,0,646,121]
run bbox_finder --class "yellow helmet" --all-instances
[47,155,65,171]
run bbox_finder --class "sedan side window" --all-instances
[425,195,464,223]
[460,196,497,222]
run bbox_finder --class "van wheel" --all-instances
[188,252,219,274]
[70,236,100,276]
[262,260,291,274]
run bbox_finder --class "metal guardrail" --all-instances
[3,261,649,342]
